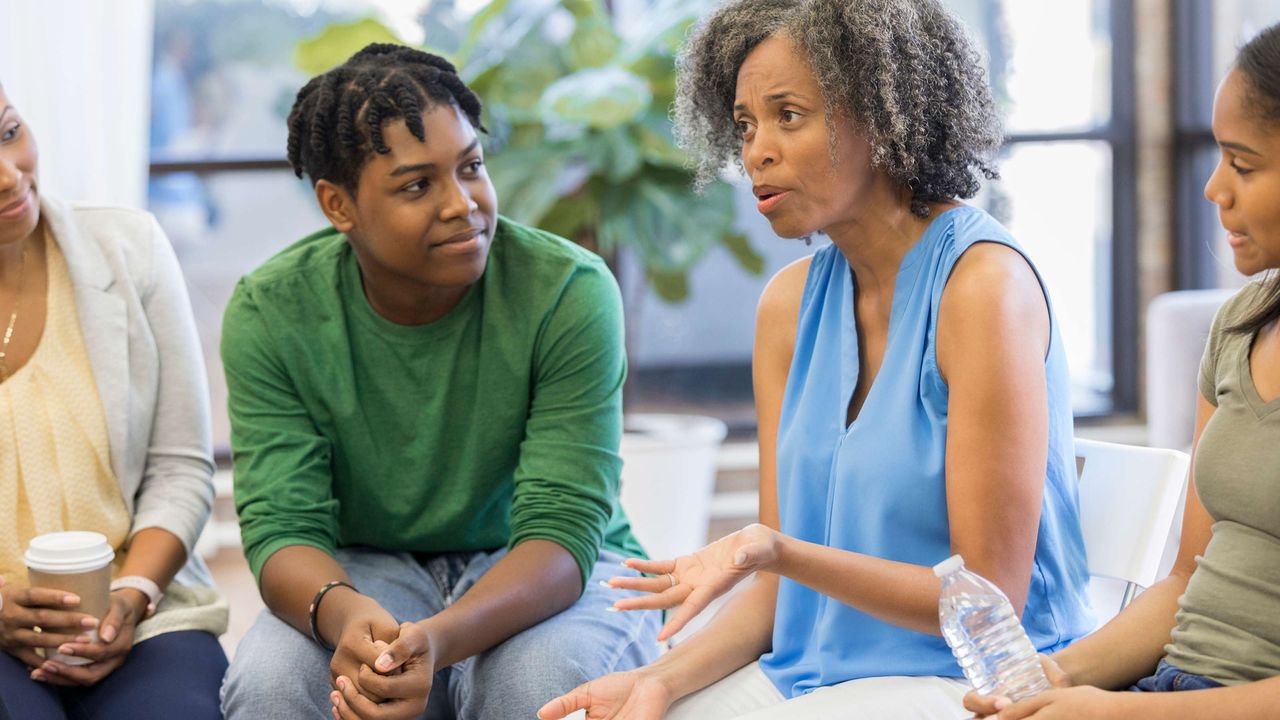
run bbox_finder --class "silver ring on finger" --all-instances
[667,573,677,588]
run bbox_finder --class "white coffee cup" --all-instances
[24,531,115,666]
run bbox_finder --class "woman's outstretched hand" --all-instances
[606,523,781,641]
[537,669,673,720]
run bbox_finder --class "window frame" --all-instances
[1172,0,1228,291]
[148,0,1141,417]
[978,0,1138,416]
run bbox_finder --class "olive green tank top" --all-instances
[1164,282,1280,685]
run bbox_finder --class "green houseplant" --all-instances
[295,0,763,303]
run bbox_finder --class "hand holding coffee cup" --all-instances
[0,538,105,674]
[22,532,115,667]
[0,582,100,677]
[16,532,152,687]
[36,576,152,687]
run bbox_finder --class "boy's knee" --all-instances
[220,614,332,719]
[460,650,591,720]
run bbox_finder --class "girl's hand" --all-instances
[964,655,1073,718]
[970,686,1121,720]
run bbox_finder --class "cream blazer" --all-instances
[41,195,215,585]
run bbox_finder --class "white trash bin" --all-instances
[619,413,728,563]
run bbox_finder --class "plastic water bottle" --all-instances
[934,554,1051,702]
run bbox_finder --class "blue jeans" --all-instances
[0,630,227,720]
[221,547,660,720]
[1131,660,1224,692]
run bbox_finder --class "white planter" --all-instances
[619,413,728,562]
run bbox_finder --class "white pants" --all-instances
[665,662,970,720]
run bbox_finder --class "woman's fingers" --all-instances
[8,628,91,649]
[657,586,717,641]
[97,595,138,644]
[536,687,589,719]
[10,646,47,671]
[40,658,113,686]
[10,605,98,633]
[53,639,114,662]
[14,587,82,610]
[604,575,674,593]
[622,557,677,575]
[31,664,79,687]
[612,584,690,611]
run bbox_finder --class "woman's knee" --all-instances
[0,650,64,720]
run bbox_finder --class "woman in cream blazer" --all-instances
[0,86,226,719]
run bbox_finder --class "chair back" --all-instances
[1075,438,1189,610]
[1145,289,1234,451]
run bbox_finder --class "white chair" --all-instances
[1145,289,1236,451]
[1074,438,1189,615]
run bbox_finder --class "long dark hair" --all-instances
[1228,22,1280,336]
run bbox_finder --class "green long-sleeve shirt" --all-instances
[221,217,643,589]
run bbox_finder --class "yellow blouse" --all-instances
[1,229,228,643]
[0,230,131,583]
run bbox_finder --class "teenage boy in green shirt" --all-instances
[219,44,657,720]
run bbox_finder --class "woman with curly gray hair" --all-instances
[539,0,1094,718]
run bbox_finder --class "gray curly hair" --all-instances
[674,0,1003,217]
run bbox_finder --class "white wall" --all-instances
[0,0,154,208]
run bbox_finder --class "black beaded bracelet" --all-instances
[308,580,358,651]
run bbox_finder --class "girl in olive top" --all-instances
[967,22,1280,720]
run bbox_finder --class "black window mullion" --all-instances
[1173,0,1218,290]
[150,158,292,176]
[1110,0,1138,413]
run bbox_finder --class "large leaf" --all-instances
[538,184,602,242]
[633,110,687,169]
[486,144,569,225]
[476,40,567,124]
[626,53,679,110]
[539,67,651,130]
[617,0,703,63]
[582,126,644,183]
[565,14,622,70]
[597,171,734,275]
[458,0,563,82]
[293,17,408,76]
[722,232,765,275]
[562,0,604,20]
[457,0,512,61]
[647,269,690,303]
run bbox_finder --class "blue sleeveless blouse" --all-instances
[760,206,1094,697]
